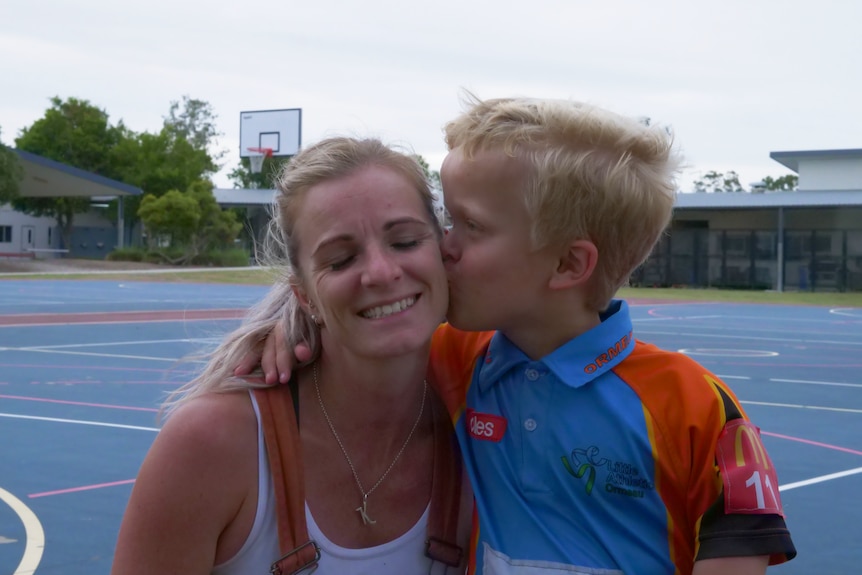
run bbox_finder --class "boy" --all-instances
[240,96,796,574]
[427,96,795,574]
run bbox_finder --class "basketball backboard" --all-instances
[239,108,302,158]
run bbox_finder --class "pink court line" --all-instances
[762,431,862,457]
[29,478,135,498]
[0,394,158,412]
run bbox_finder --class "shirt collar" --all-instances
[476,300,634,391]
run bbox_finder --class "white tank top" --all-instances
[212,392,452,575]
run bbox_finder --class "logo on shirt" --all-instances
[583,331,632,374]
[466,409,507,442]
[561,445,654,498]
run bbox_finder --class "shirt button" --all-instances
[524,418,537,431]
[525,368,540,381]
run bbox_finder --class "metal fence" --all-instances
[632,229,862,292]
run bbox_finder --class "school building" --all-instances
[0,150,142,260]
[632,149,862,292]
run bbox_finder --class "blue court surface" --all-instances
[1,280,860,574]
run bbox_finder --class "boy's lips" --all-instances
[359,295,419,319]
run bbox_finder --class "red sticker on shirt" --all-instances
[715,419,784,516]
[466,409,507,442]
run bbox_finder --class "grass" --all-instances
[2,267,861,307]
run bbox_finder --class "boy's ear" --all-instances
[548,239,598,290]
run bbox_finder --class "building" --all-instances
[634,149,862,292]
[0,150,142,259]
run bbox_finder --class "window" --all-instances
[0,225,11,243]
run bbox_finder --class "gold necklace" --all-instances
[313,361,427,526]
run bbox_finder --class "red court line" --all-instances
[0,394,158,412]
[29,479,136,498]
[0,308,246,326]
[763,431,862,457]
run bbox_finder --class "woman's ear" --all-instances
[548,239,598,291]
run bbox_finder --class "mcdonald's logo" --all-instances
[734,423,770,470]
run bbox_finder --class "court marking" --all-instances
[0,486,44,575]
[639,329,862,346]
[744,401,862,414]
[0,413,160,432]
[0,395,159,412]
[29,479,137,499]
[680,348,779,357]
[780,466,862,492]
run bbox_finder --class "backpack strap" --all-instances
[425,394,465,568]
[253,385,320,575]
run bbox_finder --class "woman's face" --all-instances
[293,164,448,360]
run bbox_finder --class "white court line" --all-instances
[830,308,862,318]
[19,337,218,350]
[4,348,181,362]
[0,486,45,575]
[771,378,862,389]
[741,400,862,414]
[638,329,862,346]
[0,412,159,431]
[780,466,862,491]
[716,375,751,380]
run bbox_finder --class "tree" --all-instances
[14,97,127,249]
[0,127,23,204]
[137,179,241,264]
[228,155,290,189]
[760,174,798,191]
[164,96,224,173]
[413,154,442,191]
[693,170,744,193]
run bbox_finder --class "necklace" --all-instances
[313,361,427,526]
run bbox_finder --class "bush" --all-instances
[106,247,146,262]
[190,248,252,267]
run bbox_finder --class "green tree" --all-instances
[228,155,290,189]
[164,95,224,172]
[13,97,127,249]
[138,179,241,264]
[413,154,441,191]
[0,127,23,204]
[693,170,744,193]
[760,174,799,191]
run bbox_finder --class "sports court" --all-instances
[1,279,859,574]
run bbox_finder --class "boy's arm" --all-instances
[692,555,768,575]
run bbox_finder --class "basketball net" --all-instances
[247,147,272,175]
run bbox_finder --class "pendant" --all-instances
[356,496,376,525]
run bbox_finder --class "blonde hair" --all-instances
[444,95,682,311]
[161,137,440,419]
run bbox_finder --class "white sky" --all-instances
[2,0,861,191]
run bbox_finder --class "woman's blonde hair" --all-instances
[160,137,440,419]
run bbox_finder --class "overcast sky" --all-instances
[2,0,860,191]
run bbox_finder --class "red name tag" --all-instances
[716,419,784,516]
[466,409,507,442]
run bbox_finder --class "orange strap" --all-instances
[253,387,320,575]
[425,394,465,567]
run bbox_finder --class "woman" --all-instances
[110,137,470,574]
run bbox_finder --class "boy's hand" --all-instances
[233,321,311,385]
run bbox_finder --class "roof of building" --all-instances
[674,189,862,210]
[769,148,862,173]
[16,149,143,198]
[213,187,276,206]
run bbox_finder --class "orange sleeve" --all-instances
[428,324,493,418]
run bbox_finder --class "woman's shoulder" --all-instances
[158,391,258,463]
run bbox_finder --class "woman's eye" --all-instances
[393,239,420,250]
[329,256,354,271]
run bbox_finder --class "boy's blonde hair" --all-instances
[161,137,440,418]
[444,96,681,311]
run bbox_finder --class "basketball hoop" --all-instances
[247,147,273,174]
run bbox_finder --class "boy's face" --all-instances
[440,147,561,334]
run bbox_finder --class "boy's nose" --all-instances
[440,232,459,263]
